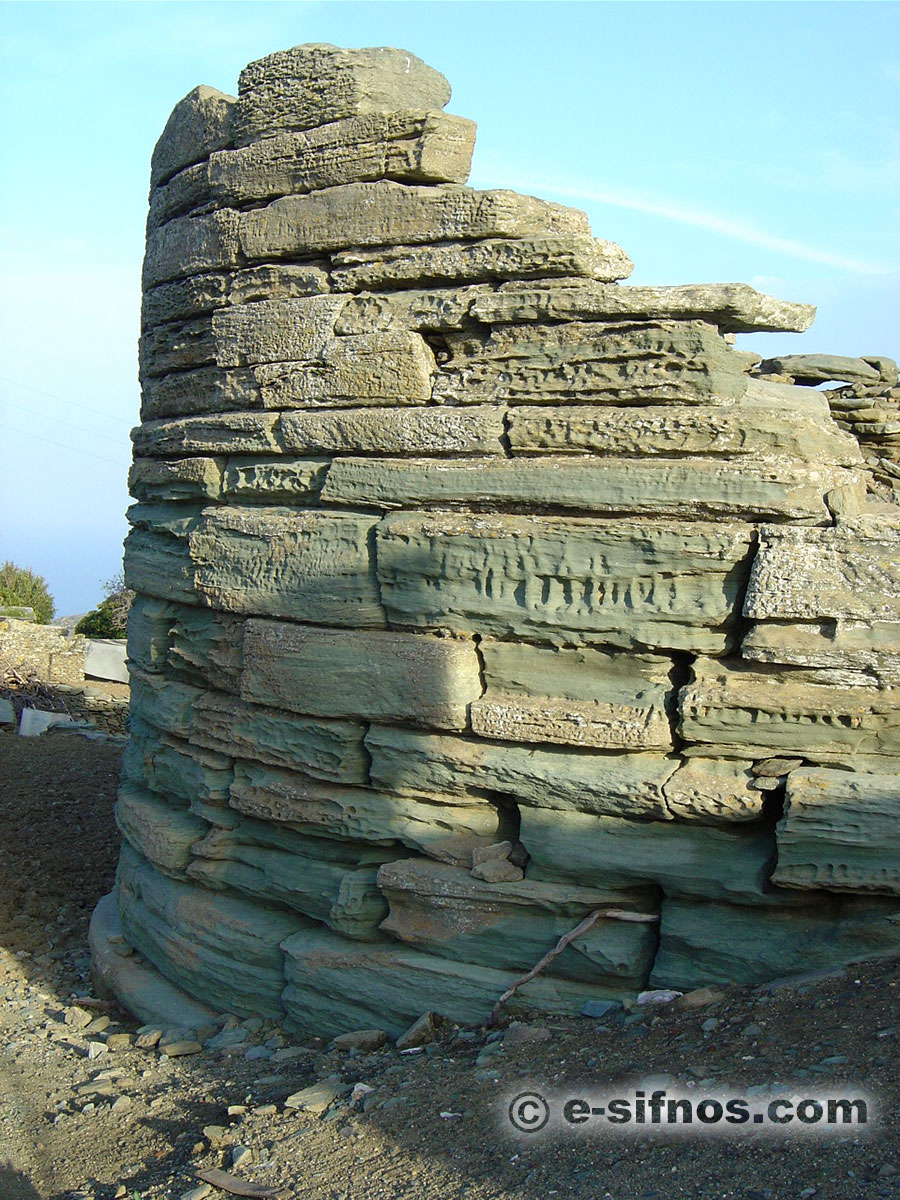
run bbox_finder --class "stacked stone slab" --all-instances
[97,43,900,1036]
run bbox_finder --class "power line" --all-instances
[0,423,130,469]
[0,374,134,424]
[0,396,130,447]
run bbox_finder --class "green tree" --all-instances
[0,561,55,624]
[75,574,133,640]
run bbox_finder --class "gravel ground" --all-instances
[1,728,898,1200]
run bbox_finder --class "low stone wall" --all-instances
[100,43,900,1036]
[0,618,85,686]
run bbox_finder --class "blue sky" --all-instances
[1,0,898,616]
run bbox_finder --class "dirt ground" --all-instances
[1,729,898,1200]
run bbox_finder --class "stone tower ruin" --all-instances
[91,44,900,1035]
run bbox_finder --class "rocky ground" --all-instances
[1,729,898,1200]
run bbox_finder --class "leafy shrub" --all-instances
[75,574,133,640]
[0,561,55,624]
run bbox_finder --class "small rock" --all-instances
[86,1041,108,1060]
[350,1083,374,1104]
[161,1041,203,1057]
[106,1033,133,1051]
[396,1011,440,1051]
[231,1145,253,1169]
[65,1006,92,1031]
[637,989,683,1006]
[114,1188,127,1199]
[799,1189,817,1198]
[472,841,513,866]
[580,1000,622,1020]
[743,1023,764,1038]
[243,1045,274,1061]
[84,1015,110,1035]
[203,1124,228,1147]
[503,1022,551,1048]
[333,1029,388,1052]
[879,1165,898,1178]
[674,987,725,1011]
[471,858,524,883]
[111,1095,132,1115]
[135,1029,163,1050]
[752,757,804,778]
[227,1104,248,1117]
[701,1018,719,1033]
[205,1027,249,1051]
[252,1104,277,1116]
[181,1186,212,1200]
[284,1077,350,1115]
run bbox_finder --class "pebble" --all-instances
[674,987,725,1011]
[581,1000,622,1020]
[701,1018,719,1033]
[503,1022,551,1048]
[203,1124,228,1147]
[135,1029,163,1050]
[111,1095,132,1114]
[161,1041,203,1057]
[83,1015,110,1035]
[396,1011,439,1051]
[244,1045,274,1061]
[86,1041,108,1060]
[106,1033,133,1050]
[231,1144,253,1168]
[181,1186,212,1200]
[65,1007,92,1031]
[333,1028,389,1052]
[284,1077,350,1114]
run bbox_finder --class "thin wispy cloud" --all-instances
[486,176,892,275]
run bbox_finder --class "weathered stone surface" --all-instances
[333,286,485,334]
[123,528,197,605]
[433,320,754,406]
[188,506,385,626]
[757,354,882,386]
[366,725,677,819]
[506,383,861,466]
[129,670,203,740]
[189,690,369,784]
[241,622,482,730]
[376,512,756,654]
[133,413,281,456]
[378,857,657,985]
[330,235,633,290]
[124,718,233,805]
[145,184,590,289]
[230,761,506,865]
[772,769,900,895]
[147,109,475,229]
[213,295,346,367]
[470,639,674,750]
[117,844,304,1018]
[280,925,626,1038]
[322,454,854,521]
[472,282,816,334]
[280,404,505,456]
[662,757,763,823]
[234,45,453,143]
[189,818,393,938]
[115,783,209,878]
[519,806,776,903]
[210,110,475,205]
[142,264,331,332]
[679,657,900,761]
[650,894,900,989]
[742,619,900,687]
[126,596,178,675]
[129,457,223,502]
[166,606,244,692]
[150,86,235,189]
[743,519,900,625]
[221,457,328,502]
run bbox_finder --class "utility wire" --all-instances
[0,423,130,469]
[0,374,134,424]
[0,396,129,447]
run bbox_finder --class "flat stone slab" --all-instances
[331,234,633,290]
[84,639,130,684]
[89,892,220,1027]
[471,282,816,335]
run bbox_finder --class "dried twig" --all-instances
[487,906,660,1027]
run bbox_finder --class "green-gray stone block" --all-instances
[366,724,677,819]
[115,784,209,879]
[240,621,482,731]
[376,511,756,654]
